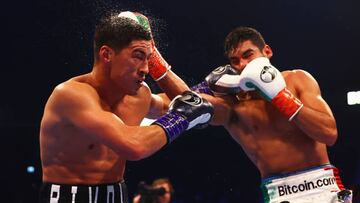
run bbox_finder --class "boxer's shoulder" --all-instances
[282,69,315,89]
[282,69,312,79]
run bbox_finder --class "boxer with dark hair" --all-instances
[192,26,352,202]
[39,12,213,203]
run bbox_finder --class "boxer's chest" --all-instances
[229,92,292,135]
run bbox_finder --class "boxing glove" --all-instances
[153,91,214,143]
[191,65,242,96]
[118,11,151,32]
[239,57,303,121]
[118,11,171,81]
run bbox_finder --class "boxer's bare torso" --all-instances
[40,75,152,184]
[205,70,334,178]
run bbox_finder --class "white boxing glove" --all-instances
[239,57,303,121]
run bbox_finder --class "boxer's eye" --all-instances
[242,51,253,59]
[133,50,146,61]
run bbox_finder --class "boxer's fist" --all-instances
[239,57,285,98]
[118,11,151,33]
[153,91,214,143]
[191,65,242,96]
[148,46,171,81]
[239,57,303,121]
[118,11,170,81]
[206,64,242,95]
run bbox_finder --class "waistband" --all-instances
[42,180,126,188]
[39,181,128,203]
[260,164,345,202]
[261,164,335,183]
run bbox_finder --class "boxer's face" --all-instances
[228,40,273,72]
[110,39,152,94]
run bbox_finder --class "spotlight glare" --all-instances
[27,166,35,173]
[347,91,360,105]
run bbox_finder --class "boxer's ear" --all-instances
[263,45,273,59]
[99,45,114,63]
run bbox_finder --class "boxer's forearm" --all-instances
[292,106,338,146]
[123,125,168,160]
[156,70,190,100]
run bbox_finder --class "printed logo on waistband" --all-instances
[278,177,337,196]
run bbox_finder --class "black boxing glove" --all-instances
[191,65,242,96]
[152,91,214,143]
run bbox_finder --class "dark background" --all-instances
[1,0,359,202]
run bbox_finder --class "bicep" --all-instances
[71,106,127,144]
[295,71,334,117]
[69,105,161,159]
[53,87,139,154]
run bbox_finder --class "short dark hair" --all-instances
[93,15,152,62]
[224,26,266,56]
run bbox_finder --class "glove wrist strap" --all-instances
[149,47,171,81]
[271,88,304,121]
[152,111,189,144]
